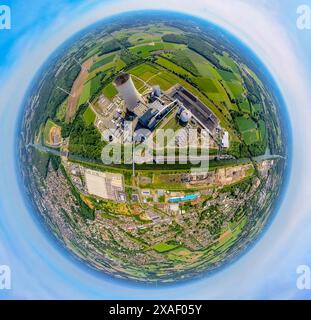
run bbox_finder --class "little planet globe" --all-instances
[19,11,289,283]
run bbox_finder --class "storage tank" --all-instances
[114,73,142,112]
[180,109,192,124]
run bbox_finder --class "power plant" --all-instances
[110,73,224,145]
[114,73,142,113]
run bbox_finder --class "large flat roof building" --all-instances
[222,131,230,148]
[85,169,124,201]
[169,85,219,134]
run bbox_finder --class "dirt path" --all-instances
[65,57,93,122]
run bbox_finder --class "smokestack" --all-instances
[114,73,142,112]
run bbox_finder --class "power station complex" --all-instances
[113,72,228,146]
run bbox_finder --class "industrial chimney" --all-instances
[114,73,142,112]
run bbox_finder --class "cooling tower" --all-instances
[114,73,142,112]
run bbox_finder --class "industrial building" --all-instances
[139,99,177,130]
[222,131,230,148]
[85,169,125,201]
[169,85,219,134]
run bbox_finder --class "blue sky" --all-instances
[0,0,99,67]
[1,0,311,299]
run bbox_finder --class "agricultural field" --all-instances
[226,81,245,98]
[152,242,180,253]
[239,99,251,113]
[78,80,91,105]
[128,32,163,45]
[83,107,96,125]
[129,63,160,81]
[258,120,267,141]
[193,77,219,94]
[132,77,147,93]
[155,57,191,78]
[91,52,116,71]
[236,116,260,145]
[216,53,240,74]
[126,24,184,46]
[102,82,118,99]
[86,63,114,82]
[66,57,93,122]
[55,98,68,122]
[90,75,102,96]
[182,48,217,78]
[147,70,180,91]
[164,49,199,76]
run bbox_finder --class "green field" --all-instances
[128,32,162,45]
[132,77,147,93]
[115,58,126,71]
[168,50,200,75]
[90,75,101,96]
[79,81,91,105]
[156,55,218,94]
[243,130,259,145]
[227,81,244,98]
[236,117,260,145]
[148,71,179,91]
[239,99,251,113]
[218,70,237,82]
[83,107,96,125]
[87,62,115,81]
[258,120,267,142]
[130,43,164,58]
[252,103,262,114]
[148,24,184,34]
[217,53,240,74]
[90,53,116,72]
[55,98,68,122]
[83,43,102,61]
[129,63,160,81]
[182,48,215,78]
[236,117,256,131]
[152,242,180,253]
[194,77,218,93]
[127,25,183,45]
[103,82,118,99]
[130,42,181,58]
[156,57,191,78]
